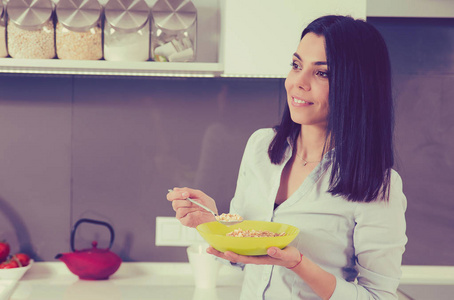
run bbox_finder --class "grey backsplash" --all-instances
[0,17,453,266]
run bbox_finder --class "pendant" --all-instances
[303,160,308,166]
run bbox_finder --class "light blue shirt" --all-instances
[229,128,407,300]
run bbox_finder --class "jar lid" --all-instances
[7,0,53,29]
[56,0,102,32]
[152,0,196,31]
[104,0,150,33]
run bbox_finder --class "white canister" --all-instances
[104,0,150,62]
[0,2,7,57]
[151,0,197,62]
[6,0,55,59]
[55,0,103,60]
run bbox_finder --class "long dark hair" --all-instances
[268,15,394,202]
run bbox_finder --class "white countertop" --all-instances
[1,263,453,300]
[2,262,244,300]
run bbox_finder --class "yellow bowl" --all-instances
[196,220,299,256]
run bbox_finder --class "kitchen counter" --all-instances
[2,263,453,300]
[3,262,244,300]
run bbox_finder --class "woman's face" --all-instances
[285,32,329,128]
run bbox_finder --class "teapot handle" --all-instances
[71,218,115,252]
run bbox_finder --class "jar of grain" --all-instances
[55,0,102,60]
[0,2,7,58]
[151,0,197,62]
[104,0,150,62]
[6,0,55,59]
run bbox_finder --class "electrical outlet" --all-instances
[155,216,204,246]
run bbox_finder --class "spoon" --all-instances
[167,189,243,226]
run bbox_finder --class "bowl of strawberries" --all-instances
[0,241,33,280]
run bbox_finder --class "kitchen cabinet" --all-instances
[3,0,451,78]
[0,0,367,78]
[220,0,366,78]
[0,0,222,77]
[367,0,454,18]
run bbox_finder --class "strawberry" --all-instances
[0,241,10,263]
[0,259,18,269]
[12,253,30,267]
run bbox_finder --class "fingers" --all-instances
[166,187,190,201]
[207,246,272,265]
[178,210,205,228]
[206,246,302,268]
[166,188,217,228]
[266,247,281,258]
[267,246,302,268]
[207,247,239,264]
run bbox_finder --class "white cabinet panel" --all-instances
[221,0,366,78]
[367,0,454,18]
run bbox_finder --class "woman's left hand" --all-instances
[207,245,302,269]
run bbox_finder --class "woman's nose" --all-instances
[297,71,311,91]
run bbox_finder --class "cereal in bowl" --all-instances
[215,213,243,222]
[226,228,286,237]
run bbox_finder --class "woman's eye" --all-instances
[316,70,329,78]
[290,61,301,70]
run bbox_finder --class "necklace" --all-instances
[294,152,320,166]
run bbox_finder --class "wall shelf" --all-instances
[0,58,224,77]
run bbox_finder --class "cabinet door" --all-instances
[368,0,454,18]
[221,0,366,78]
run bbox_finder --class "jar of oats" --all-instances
[104,0,150,62]
[55,0,102,60]
[6,0,55,59]
[151,0,197,62]
[0,1,7,58]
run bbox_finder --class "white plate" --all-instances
[0,260,33,281]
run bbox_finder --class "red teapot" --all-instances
[56,218,122,280]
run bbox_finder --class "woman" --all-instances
[167,15,407,300]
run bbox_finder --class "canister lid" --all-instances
[152,0,196,31]
[104,0,150,33]
[56,0,102,32]
[7,0,53,29]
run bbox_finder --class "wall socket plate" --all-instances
[155,216,205,246]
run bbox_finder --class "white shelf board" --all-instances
[0,58,224,77]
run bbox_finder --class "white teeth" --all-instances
[293,98,309,104]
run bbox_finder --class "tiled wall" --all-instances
[0,76,283,262]
[0,17,453,265]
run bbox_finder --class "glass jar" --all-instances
[6,0,55,59]
[55,0,103,60]
[151,0,197,62]
[104,0,150,62]
[0,1,7,58]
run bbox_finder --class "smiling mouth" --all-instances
[292,97,314,105]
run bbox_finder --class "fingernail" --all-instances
[182,192,189,198]
[268,248,277,256]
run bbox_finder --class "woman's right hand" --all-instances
[166,187,217,228]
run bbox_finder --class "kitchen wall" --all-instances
[369,17,454,266]
[0,17,453,266]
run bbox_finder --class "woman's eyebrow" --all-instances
[293,53,327,66]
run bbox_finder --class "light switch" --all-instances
[155,216,204,246]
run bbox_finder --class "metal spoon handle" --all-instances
[186,197,218,217]
[168,189,217,217]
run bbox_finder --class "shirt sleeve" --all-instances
[330,171,408,300]
[229,128,270,217]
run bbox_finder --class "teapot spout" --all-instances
[55,253,70,263]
